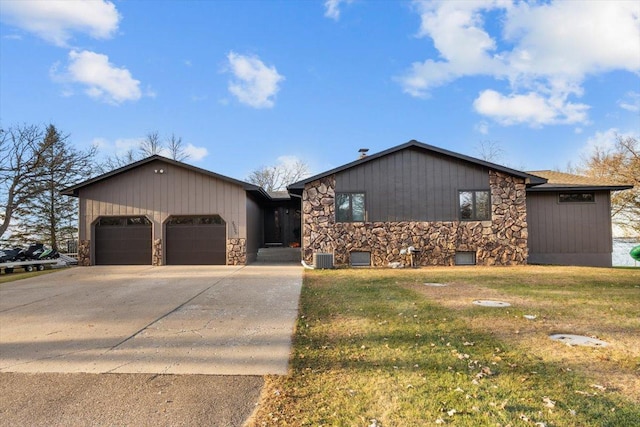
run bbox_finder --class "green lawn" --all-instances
[249,266,640,427]
[0,268,59,284]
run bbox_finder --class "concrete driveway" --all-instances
[0,265,302,376]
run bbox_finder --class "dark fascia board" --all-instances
[287,139,547,193]
[526,184,633,192]
[61,155,267,198]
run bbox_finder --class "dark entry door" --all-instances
[165,216,226,265]
[94,217,152,265]
[264,208,282,244]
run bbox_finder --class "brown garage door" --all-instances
[95,216,152,265]
[165,215,226,265]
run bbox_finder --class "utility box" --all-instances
[313,253,334,269]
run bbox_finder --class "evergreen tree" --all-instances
[21,125,96,250]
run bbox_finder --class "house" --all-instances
[287,141,632,268]
[63,140,632,268]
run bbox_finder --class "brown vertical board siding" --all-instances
[526,191,613,267]
[245,194,262,261]
[336,148,489,222]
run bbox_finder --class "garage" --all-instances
[165,215,226,265]
[94,216,152,265]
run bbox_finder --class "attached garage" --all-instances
[62,155,269,266]
[165,215,226,265]
[94,216,152,265]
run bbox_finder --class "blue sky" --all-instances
[1,0,639,182]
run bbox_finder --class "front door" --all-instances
[264,208,282,245]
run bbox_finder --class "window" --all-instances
[97,216,151,226]
[336,193,365,222]
[166,215,225,225]
[559,192,595,203]
[350,251,371,267]
[459,190,491,220]
[455,251,476,265]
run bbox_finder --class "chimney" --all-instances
[358,148,369,159]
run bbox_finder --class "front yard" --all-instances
[249,266,640,426]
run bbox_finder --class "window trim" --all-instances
[558,192,596,204]
[458,189,491,221]
[335,192,366,222]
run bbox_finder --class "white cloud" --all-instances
[276,155,303,169]
[324,0,354,21]
[114,137,145,153]
[400,0,640,127]
[475,121,490,135]
[184,143,208,161]
[618,91,640,113]
[580,128,640,157]
[226,51,284,109]
[474,89,590,127]
[54,50,142,104]
[0,0,120,47]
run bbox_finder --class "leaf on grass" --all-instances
[543,397,556,408]
[435,418,445,424]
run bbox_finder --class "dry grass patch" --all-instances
[249,266,640,426]
[406,268,640,403]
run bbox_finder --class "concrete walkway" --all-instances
[0,265,302,376]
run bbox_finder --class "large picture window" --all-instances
[336,193,365,222]
[459,190,491,221]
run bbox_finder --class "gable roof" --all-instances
[525,170,633,192]
[287,140,547,194]
[61,155,269,199]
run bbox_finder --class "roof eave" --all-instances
[526,185,633,192]
[288,139,545,189]
[61,155,261,196]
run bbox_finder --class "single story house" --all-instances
[63,140,632,267]
[288,141,632,268]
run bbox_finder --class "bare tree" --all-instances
[166,133,189,161]
[97,131,190,174]
[139,131,164,157]
[475,140,505,163]
[247,159,310,192]
[0,124,50,239]
[582,135,639,236]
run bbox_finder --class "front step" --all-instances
[255,247,301,263]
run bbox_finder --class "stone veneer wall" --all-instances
[302,171,528,267]
[78,240,91,266]
[152,238,162,266]
[227,238,247,265]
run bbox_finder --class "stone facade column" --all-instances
[227,238,247,265]
[78,240,91,266]
[152,238,162,266]
[302,176,336,264]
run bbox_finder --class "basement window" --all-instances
[350,251,371,267]
[558,192,595,203]
[455,251,476,266]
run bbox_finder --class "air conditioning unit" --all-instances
[313,253,334,269]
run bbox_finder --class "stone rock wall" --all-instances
[227,238,247,265]
[152,238,162,266]
[302,171,528,267]
[78,240,91,266]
